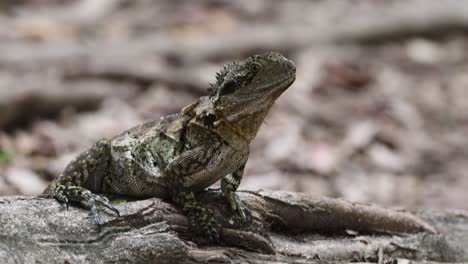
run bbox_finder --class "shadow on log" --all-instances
[0,190,466,263]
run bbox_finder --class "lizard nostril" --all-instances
[280,57,296,73]
[287,60,296,73]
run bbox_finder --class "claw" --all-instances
[207,226,220,243]
[82,192,120,227]
[226,192,252,225]
[89,193,120,216]
[236,200,252,224]
[90,204,102,226]
[207,212,221,242]
[57,199,69,210]
[53,184,120,227]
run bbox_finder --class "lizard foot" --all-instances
[225,192,252,225]
[175,190,221,242]
[53,184,120,226]
[189,207,221,243]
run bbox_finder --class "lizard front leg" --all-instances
[163,143,223,242]
[44,139,119,225]
[172,187,221,242]
[221,163,252,224]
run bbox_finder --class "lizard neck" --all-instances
[184,97,251,151]
[211,118,250,150]
[213,94,275,143]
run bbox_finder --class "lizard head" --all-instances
[208,52,296,142]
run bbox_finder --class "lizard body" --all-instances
[43,52,296,240]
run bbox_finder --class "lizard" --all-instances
[42,52,296,241]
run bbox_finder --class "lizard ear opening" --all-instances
[218,80,239,96]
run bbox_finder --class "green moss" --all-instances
[0,148,13,165]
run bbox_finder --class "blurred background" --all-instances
[0,0,467,210]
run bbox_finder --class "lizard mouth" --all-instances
[266,74,296,98]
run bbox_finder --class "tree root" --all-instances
[0,191,466,263]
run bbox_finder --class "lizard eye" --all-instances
[250,62,263,73]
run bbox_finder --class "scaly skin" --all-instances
[43,52,296,241]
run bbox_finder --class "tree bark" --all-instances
[0,190,466,263]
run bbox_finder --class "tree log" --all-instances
[0,190,466,263]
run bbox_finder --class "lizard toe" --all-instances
[226,193,252,225]
[188,207,221,243]
[200,214,221,243]
[207,225,220,243]
[235,200,252,225]
[90,193,120,216]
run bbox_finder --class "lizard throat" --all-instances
[212,116,251,148]
[218,74,295,138]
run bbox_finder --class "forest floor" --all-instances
[0,0,467,212]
